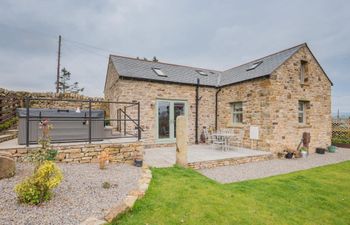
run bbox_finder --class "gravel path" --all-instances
[200,148,350,183]
[0,163,141,225]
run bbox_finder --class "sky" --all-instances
[0,0,349,113]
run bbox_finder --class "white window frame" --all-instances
[232,102,243,124]
[196,70,208,76]
[298,101,307,124]
[152,67,166,77]
[300,60,307,84]
[246,61,263,71]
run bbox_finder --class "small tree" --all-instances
[152,56,158,62]
[56,68,84,94]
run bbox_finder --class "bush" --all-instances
[332,137,350,144]
[102,181,111,189]
[15,161,63,205]
[0,117,18,132]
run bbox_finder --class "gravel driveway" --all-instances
[0,163,141,225]
[199,148,350,183]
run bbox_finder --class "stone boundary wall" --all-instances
[81,164,152,225]
[188,154,274,169]
[1,142,143,164]
[0,88,108,115]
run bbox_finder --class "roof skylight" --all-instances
[196,70,208,76]
[152,67,166,77]
[246,61,263,71]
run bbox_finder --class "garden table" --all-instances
[212,132,235,151]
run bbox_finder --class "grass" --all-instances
[111,161,350,225]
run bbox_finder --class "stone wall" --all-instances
[105,46,332,153]
[0,88,108,115]
[188,153,274,169]
[2,141,143,164]
[217,77,273,151]
[268,46,332,153]
[105,76,216,147]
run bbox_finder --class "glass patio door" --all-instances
[157,100,186,141]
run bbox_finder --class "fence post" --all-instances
[25,96,30,147]
[124,106,126,136]
[138,102,141,140]
[88,99,92,144]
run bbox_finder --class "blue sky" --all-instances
[0,0,349,113]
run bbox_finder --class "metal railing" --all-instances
[24,97,142,146]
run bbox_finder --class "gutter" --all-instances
[195,78,200,144]
[215,88,222,131]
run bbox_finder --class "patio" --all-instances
[144,144,273,169]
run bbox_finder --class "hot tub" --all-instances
[17,108,105,145]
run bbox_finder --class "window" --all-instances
[300,60,307,84]
[298,101,307,124]
[246,61,263,71]
[152,67,166,77]
[196,70,208,76]
[232,102,243,124]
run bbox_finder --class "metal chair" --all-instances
[212,135,225,151]
[231,129,245,149]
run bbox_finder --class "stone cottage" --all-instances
[104,43,332,153]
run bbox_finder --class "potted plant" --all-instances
[299,147,308,158]
[327,145,336,153]
[285,149,294,159]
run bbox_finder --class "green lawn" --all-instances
[112,161,350,225]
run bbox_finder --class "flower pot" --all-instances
[327,146,336,153]
[285,152,293,159]
[134,159,143,167]
[316,148,326,154]
[301,151,308,158]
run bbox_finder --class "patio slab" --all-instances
[144,144,272,168]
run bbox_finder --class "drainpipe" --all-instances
[215,88,222,131]
[195,78,200,144]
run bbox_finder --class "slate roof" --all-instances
[220,44,304,86]
[110,55,221,86]
[109,43,331,87]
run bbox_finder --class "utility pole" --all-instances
[56,35,62,93]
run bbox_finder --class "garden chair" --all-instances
[212,135,225,151]
[231,129,245,149]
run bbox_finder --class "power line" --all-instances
[63,41,109,59]
[62,38,122,56]
[0,22,122,57]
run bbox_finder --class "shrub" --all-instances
[0,117,18,132]
[15,161,63,205]
[332,137,350,144]
[27,119,58,170]
[102,181,111,189]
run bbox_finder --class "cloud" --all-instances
[0,0,349,112]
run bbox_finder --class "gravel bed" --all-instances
[200,148,350,183]
[0,163,141,225]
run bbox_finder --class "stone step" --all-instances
[0,133,17,144]
[188,153,275,170]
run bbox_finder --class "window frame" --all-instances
[246,61,263,71]
[195,70,208,76]
[298,101,307,124]
[300,60,307,84]
[152,67,167,77]
[232,102,243,124]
